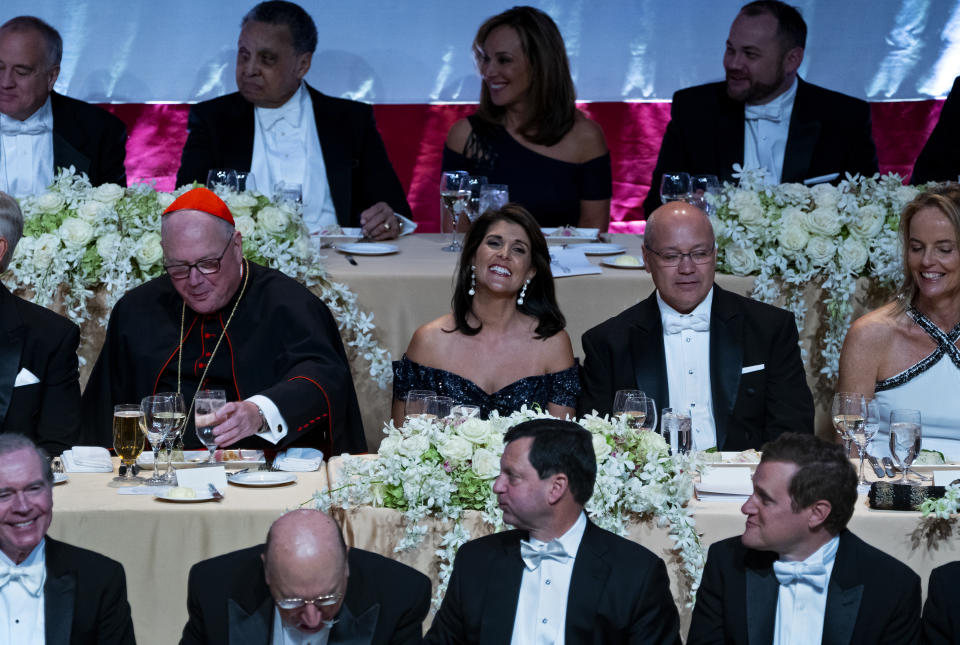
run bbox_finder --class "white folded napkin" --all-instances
[275,447,323,472]
[696,467,753,502]
[62,447,113,473]
[549,249,603,278]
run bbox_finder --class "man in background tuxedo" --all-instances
[579,201,813,451]
[180,509,431,644]
[912,75,960,184]
[642,0,878,217]
[176,1,411,239]
[425,418,680,644]
[0,16,126,196]
[687,433,921,644]
[0,434,135,644]
[922,561,960,645]
[0,192,80,455]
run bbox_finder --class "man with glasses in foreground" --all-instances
[180,509,430,644]
[578,200,814,450]
[81,186,366,454]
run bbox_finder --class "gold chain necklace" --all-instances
[176,258,251,423]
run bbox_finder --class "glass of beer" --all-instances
[111,404,145,486]
[195,390,227,464]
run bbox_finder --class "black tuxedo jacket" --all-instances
[642,78,879,217]
[578,286,814,450]
[50,92,127,187]
[175,85,411,225]
[0,285,80,455]
[44,537,136,645]
[922,561,960,645]
[179,545,430,645]
[912,75,960,183]
[687,531,921,645]
[424,521,680,644]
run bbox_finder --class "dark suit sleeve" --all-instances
[180,562,207,645]
[100,114,128,187]
[423,547,468,644]
[686,543,726,645]
[34,320,81,455]
[388,567,431,645]
[176,104,215,188]
[845,99,879,179]
[922,564,955,645]
[879,571,922,645]
[761,310,814,440]
[578,326,615,417]
[912,76,960,184]
[627,556,681,645]
[355,105,411,218]
[95,559,136,645]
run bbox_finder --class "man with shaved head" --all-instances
[578,201,813,450]
[180,509,431,644]
[81,187,366,455]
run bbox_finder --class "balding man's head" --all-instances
[642,202,717,314]
[263,510,349,634]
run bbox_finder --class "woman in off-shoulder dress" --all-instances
[392,204,578,424]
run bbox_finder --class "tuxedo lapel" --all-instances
[0,286,24,424]
[329,602,378,645]
[628,295,668,408]
[782,79,821,183]
[50,93,93,177]
[44,539,76,645]
[709,287,743,449]
[822,533,863,645]
[745,562,778,645]
[479,535,524,644]
[564,523,610,642]
[309,86,353,225]
[227,596,273,645]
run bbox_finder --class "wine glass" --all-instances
[425,395,454,420]
[463,176,488,228]
[831,392,864,457]
[660,172,691,204]
[111,404,145,486]
[440,171,469,252]
[274,181,303,204]
[195,389,227,464]
[234,171,256,192]
[404,390,437,419]
[479,184,509,215]
[613,390,657,432]
[889,409,922,485]
[661,407,692,455]
[140,395,175,486]
[207,169,238,191]
[851,397,880,485]
[158,392,186,484]
[451,404,481,419]
[690,174,721,214]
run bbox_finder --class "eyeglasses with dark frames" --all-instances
[644,245,715,267]
[274,591,345,611]
[163,238,234,280]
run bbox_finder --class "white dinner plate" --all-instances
[155,490,217,503]
[227,471,298,487]
[137,450,263,470]
[601,255,644,269]
[542,227,599,244]
[336,243,399,256]
[566,243,626,256]
[53,472,69,485]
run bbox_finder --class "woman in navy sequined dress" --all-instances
[392,204,579,424]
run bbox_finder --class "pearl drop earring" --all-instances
[517,279,529,305]
[468,265,476,296]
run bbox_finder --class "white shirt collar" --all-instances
[255,82,307,132]
[745,77,798,115]
[529,510,588,554]
[0,539,45,569]
[656,286,714,320]
[0,95,53,131]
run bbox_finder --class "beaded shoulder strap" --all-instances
[875,307,960,391]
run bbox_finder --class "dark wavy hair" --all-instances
[472,6,576,146]
[448,203,564,338]
[504,419,596,505]
[760,433,857,535]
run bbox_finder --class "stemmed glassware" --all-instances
[889,409,922,485]
[660,172,691,204]
[613,390,657,432]
[195,389,227,464]
[440,171,469,252]
[831,392,864,457]
[479,184,509,215]
[451,404,481,419]
[404,390,436,419]
[661,407,692,455]
[425,395,454,420]
[690,174,721,214]
[158,392,186,484]
[850,397,880,485]
[111,404,145,487]
[140,395,175,486]
[463,175,488,227]
[207,169,238,191]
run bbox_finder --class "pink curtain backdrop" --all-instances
[103,100,945,234]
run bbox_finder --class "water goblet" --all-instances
[690,174,721,214]
[234,171,256,192]
[426,395,454,420]
[451,404,481,419]
[661,407,692,455]
[157,391,186,484]
[274,180,303,204]
[195,389,227,464]
[851,397,880,485]
[140,395,175,486]
[831,392,864,457]
[479,184,509,215]
[889,409,922,485]
[463,176,488,228]
[404,390,437,420]
[440,171,469,252]
[660,172,691,204]
[206,169,238,191]
[111,404,145,487]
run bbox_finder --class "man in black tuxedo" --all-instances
[0,16,126,195]
[912,75,960,184]
[180,509,430,644]
[0,192,80,455]
[642,0,878,217]
[922,561,960,645]
[579,201,813,451]
[176,1,410,240]
[688,433,921,644]
[425,418,680,644]
[0,434,134,644]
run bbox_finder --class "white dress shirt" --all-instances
[658,288,717,450]
[271,607,333,645]
[0,96,55,197]
[742,78,798,184]
[772,534,840,645]
[0,540,46,645]
[511,511,587,645]
[251,83,338,233]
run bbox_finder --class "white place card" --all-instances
[933,470,960,486]
[548,249,603,278]
[696,466,753,502]
[175,466,228,495]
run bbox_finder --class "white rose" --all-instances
[134,232,163,267]
[729,190,765,226]
[96,233,121,259]
[156,192,176,210]
[437,436,473,463]
[470,447,501,479]
[231,207,253,220]
[592,434,612,464]
[725,244,759,275]
[397,434,430,459]
[777,182,810,203]
[780,206,808,230]
[32,233,60,269]
[224,192,258,210]
[257,206,289,234]
[457,418,490,444]
[804,207,843,236]
[778,222,809,251]
[810,183,839,209]
[35,192,65,214]
[378,434,401,458]
[837,237,868,273]
[76,200,108,221]
[234,215,256,239]
[58,217,94,249]
[849,205,885,239]
[805,236,836,266]
[92,183,125,204]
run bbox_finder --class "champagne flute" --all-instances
[440,171,469,252]
[195,389,227,464]
[157,392,186,484]
[111,404,145,486]
[463,176,488,228]
[831,392,864,457]
[404,390,436,420]
[852,398,880,485]
[889,409,922,485]
[479,184,509,215]
[140,395,175,486]
[660,172,691,204]
[206,169,238,191]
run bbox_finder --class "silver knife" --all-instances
[881,457,897,478]
[865,454,886,479]
[207,483,224,500]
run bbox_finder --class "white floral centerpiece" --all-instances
[318,408,703,607]
[712,168,919,379]
[8,168,390,386]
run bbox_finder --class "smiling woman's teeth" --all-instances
[490,266,511,276]
[921,272,943,279]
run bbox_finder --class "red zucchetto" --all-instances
[162,187,235,226]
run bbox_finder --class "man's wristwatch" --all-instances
[255,404,268,433]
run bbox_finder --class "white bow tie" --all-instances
[0,561,45,596]
[744,103,782,123]
[0,117,51,136]
[662,311,710,335]
[773,560,827,591]
[520,539,570,571]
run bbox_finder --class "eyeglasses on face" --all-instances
[274,591,345,610]
[644,245,715,267]
[163,237,233,280]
